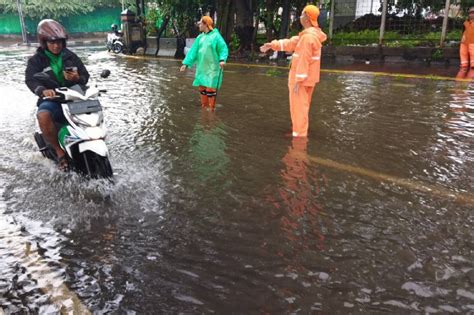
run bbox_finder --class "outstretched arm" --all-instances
[260,36,300,53]
[181,35,200,71]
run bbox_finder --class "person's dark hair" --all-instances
[37,19,68,49]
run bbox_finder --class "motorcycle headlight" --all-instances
[71,113,103,127]
[71,115,89,126]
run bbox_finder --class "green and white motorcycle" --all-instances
[33,73,113,179]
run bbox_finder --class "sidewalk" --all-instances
[0,35,462,78]
[0,36,104,47]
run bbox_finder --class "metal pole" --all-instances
[16,0,28,44]
[121,0,125,11]
[329,0,335,41]
[379,0,388,46]
[440,0,451,47]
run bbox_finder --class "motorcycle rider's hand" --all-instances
[180,65,187,72]
[64,70,80,82]
[42,89,56,98]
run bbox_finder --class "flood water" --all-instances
[0,46,473,313]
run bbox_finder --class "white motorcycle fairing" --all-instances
[79,140,109,157]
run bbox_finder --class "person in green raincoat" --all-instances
[180,16,228,111]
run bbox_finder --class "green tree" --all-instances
[0,0,135,19]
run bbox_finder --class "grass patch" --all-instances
[266,68,283,76]
[329,29,462,47]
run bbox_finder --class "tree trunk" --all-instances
[264,0,276,41]
[216,0,235,43]
[293,2,306,31]
[234,0,256,52]
[154,16,170,57]
[251,7,260,51]
[208,2,217,19]
[278,0,290,59]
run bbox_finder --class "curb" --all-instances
[2,40,104,48]
[68,40,104,46]
[121,54,468,82]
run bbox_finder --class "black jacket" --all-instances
[25,47,90,98]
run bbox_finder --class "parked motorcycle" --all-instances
[106,32,124,54]
[106,24,124,54]
[33,71,113,179]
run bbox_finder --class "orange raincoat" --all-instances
[460,21,474,68]
[271,27,327,137]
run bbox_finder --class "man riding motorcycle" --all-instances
[25,19,90,171]
[111,23,123,37]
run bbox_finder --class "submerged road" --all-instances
[0,46,472,313]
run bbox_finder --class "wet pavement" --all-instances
[0,46,473,313]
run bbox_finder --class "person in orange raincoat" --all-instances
[260,5,327,137]
[459,7,474,77]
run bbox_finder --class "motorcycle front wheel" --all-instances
[79,151,113,179]
[112,43,123,54]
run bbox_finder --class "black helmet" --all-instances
[37,19,68,49]
[111,24,118,31]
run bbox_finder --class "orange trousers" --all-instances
[199,86,217,110]
[459,43,474,68]
[288,84,315,137]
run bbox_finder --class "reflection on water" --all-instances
[189,110,230,186]
[431,81,474,190]
[446,82,474,139]
[273,138,327,253]
[0,46,473,313]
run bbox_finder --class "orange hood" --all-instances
[301,27,327,44]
